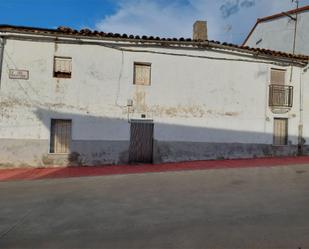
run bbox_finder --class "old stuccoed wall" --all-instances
[0,35,306,167]
[153,141,298,163]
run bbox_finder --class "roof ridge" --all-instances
[258,5,309,23]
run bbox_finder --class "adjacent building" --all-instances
[243,5,309,55]
[0,23,308,167]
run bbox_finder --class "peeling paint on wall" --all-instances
[133,86,147,113]
[125,103,241,118]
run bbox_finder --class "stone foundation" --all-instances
[0,138,302,168]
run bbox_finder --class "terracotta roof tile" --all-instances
[0,24,308,62]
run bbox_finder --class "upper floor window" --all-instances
[270,68,285,85]
[134,62,151,86]
[269,68,293,108]
[54,56,72,78]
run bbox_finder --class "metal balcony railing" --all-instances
[269,84,293,108]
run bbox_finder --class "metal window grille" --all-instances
[269,85,293,107]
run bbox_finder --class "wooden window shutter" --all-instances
[54,57,72,78]
[271,69,285,85]
[134,63,151,85]
[50,119,72,153]
[273,118,288,145]
[54,57,72,73]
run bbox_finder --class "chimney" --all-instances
[193,21,208,41]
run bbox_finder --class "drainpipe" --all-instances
[0,37,4,88]
[299,63,309,155]
[298,69,304,155]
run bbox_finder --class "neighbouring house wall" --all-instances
[0,37,304,167]
[245,10,309,55]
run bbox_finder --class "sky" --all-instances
[0,0,309,44]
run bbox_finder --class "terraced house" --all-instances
[0,21,308,167]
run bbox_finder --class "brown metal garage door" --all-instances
[129,120,154,163]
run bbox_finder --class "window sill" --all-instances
[53,77,72,79]
[133,83,151,86]
[48,153,70,155]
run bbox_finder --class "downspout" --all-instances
[298,68,304,155]
[289,1,302,155]
[299,62,309,155]
[0,37,5,88]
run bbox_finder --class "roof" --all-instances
[0,24,308,63]
[243,5,309,45]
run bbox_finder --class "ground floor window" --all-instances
[273,118,288,145]
[50,119,72,153]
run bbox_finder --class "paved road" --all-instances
[0,164,309,249]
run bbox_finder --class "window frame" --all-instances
[133,62,152,86]
[53,56,72,79]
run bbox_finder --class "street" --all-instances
[0,164,309,249]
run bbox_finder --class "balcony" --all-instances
[269,84,293,109]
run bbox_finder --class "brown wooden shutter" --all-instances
[134,63,151,85]
[54,57,72,73]
[273,118,288,145]
[50,119,72,153]
[54,57,72,78]
[271,69,285,85]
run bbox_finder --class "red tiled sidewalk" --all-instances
[1,156,309,182]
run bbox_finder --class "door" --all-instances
[129,120,154,163]
[273,118,288,145]
[50,119,72,153]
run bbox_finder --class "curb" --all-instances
[1,156,309,182]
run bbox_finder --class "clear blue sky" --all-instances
[1,0,309,44]
[0,0,116,29]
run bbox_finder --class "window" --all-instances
[134,62,151,85]
[270,68,285,85]
[269,68,293,108]
[53,57,72,78]
[273,118,288,145]
[50,119,72,153]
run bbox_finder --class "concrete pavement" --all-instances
[0,164,309,248]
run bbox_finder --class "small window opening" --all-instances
[53,57,72,78]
